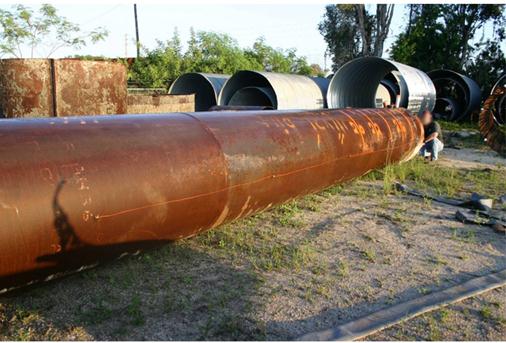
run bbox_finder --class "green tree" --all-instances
[245,37,312,75]
[390,4,505,93]
[467,40,506,98]
[318,4,361,70]
[441,5,504,67]
[128,28,316,88]
[0,4,107,58]
[310,63,324,77]
[182,30,260,74]
[129,29,183,88]
[318,4,394,71]
[390,5,447,71]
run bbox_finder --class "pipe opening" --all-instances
[169,73,229,111]
[219,71,278,108]
[228,87,276,108]
[433,97,459,120]
[428,70,481,121]
[328,57,435,115]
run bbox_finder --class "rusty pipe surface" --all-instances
[0,108,423,293]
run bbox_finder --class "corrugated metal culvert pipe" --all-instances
[0,108,422,293]
[327,57,436,115]
[169,73,229,111]
[218,70,328,109]
[428,69,481,122]
[479,75,506,156]
[491,74,506,125]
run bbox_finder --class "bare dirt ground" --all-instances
[1,133,505,341]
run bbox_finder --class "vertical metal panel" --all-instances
[0,59,127,118]
[54,59,127,116]
[327,57,436,115]
[169,73,229,111]
[218,71,326,110]
[0,59,53,118]
[0,108,423,292]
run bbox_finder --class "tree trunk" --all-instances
[373,4,394,57]
[355,4,370,56]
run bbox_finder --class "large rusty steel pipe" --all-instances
[0,108,423,293]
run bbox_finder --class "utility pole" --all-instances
[134,4,140,58]
[124,34,128,58]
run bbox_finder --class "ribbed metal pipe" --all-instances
[169,73,229,111]
[433,97,460,121]
[480,77,505,156]
[327,57,436,115]
[218,70,328,109]
[0,108,422,292]
[428,69,481,121]
[491,74,506,125]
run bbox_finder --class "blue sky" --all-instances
[0,3,502,69]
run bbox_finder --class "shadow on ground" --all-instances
[0,242,265,340]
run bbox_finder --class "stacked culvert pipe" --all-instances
[428,69,481,122]
[479,75,505,156]
[169,73,229,111]
[218,71,329,110]
[327,57,436,115]
[490,74,506,125]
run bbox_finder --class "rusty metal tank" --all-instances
[0,59,54,118]
[0,58,127,118]
[0,108,423,293]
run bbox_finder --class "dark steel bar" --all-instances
[0,108,423,293]
[209,105,273,111]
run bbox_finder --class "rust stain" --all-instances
[0,59,53,118]
[54,59,127,116]
[0,58,127,118]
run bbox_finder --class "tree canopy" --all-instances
[390,4,505,96]
[318,4,394,70]
[0,4,107,58]
[129,29,318,89]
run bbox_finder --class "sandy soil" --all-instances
[1,145,505,341]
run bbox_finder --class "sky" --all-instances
[0,3,502,69]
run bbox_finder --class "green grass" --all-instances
[195,220,316,272]
[450,227,476,243]
[364,157,506,198]
[427,254,448,266]
[438,120,478,132]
